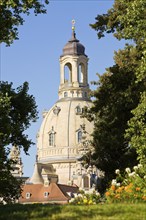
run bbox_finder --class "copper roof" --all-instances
[62,31,86,56]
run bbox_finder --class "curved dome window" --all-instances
[75,105,82,115]
[49,133,54,146]
[64,63,72,83]
[48,127,56,146]
[77,130,82,143]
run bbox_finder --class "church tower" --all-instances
[10,145,23,177]
[59,22,89,100]
[36,22,94,188]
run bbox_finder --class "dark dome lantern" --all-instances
[62,31,86,56]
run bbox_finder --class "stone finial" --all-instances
[72,19,75,31]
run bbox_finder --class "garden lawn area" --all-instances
[0,203,145,220]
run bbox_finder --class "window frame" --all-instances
[48,127,56,147]
[77,130,82,143]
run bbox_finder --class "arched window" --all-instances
[48,127,56,146]
[49,133,54,146]
[64,92,68,97]
[64,63,72,83]
[78,63,84,83]
[75,105,82,115]
[77,130,82,143]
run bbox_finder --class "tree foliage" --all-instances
[0,0,48,203]
[0,81,38,152]
[125,92,146,166]
[90,0,146,44]
[0,81,38,203]
[89,53,141,181]
[0,0,49,45]
[0,145,22,204]
[89,0,146,184]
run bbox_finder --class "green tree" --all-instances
[126,92,146,168]
[0,0,48,203]
[88,50,142,183]
[89,0,146,185]
[0,0,49,45]
[0,81,38,203]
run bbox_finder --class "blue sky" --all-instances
[1,0,126,177]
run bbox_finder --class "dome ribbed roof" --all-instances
[62,31,86,56]
[37,99,93,163]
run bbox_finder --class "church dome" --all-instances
[37,99,93,165]
[36,26,94,186]
[62,31,86,56]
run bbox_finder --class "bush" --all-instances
[69,189,102,205]
[105,164,146,203]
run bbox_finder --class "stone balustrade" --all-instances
[38,146,79,159]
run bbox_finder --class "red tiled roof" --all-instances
[48,183,69,201]
[58,184,79,196]
[19,182,78,204]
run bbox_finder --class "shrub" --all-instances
[69,189,102,205]
[105,164,146,203]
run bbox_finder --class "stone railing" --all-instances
[38,146,79,159]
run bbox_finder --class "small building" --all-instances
[19,183,78,204]
[19,163,78,204]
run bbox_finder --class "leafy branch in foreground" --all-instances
[0,0,49,45]
[0,81,38,203]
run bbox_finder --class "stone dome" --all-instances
[62,31,86,56]
[37,98,93,183]
[37,99,93,162]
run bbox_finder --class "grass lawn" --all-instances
[0,203,145,220]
